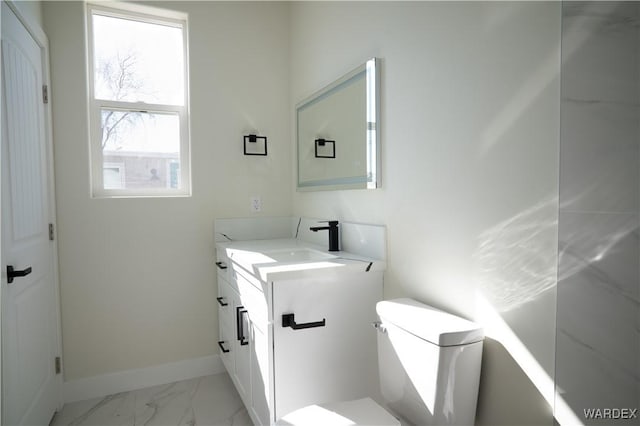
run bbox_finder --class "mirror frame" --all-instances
[296,58,380,191]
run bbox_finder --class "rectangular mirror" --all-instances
[296,58,380,191]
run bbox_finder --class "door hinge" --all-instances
[49,223,55,241]
[55,356,61,375]
[42,85,49,104]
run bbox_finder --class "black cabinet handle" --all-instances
[218,341,230,353]
[282,313,326,330]
[236,306,249,346]
[215,261,228,270]
[216,297,228,306]
[6,265,32,284]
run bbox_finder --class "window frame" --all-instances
[86,3,191,198]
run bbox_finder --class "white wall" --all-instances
[290,2,561,424]
[42,1,291,381]
[11,0,43,29]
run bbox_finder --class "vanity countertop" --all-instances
[216,238,386,282]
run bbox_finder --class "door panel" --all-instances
[1,3,60,425]
[272,274,381,419]
[233,297,251,402]
[3,36,44,241]
[250,323,269,425]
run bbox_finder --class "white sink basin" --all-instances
[265,248,336,263]
[221,239,385,282]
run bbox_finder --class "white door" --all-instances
[1,3,60,425]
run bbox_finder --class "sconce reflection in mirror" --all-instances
[244,134,267,156]
[315,138,336,159]
[296,57,379,190]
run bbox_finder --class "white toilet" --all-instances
[278,298,484,426]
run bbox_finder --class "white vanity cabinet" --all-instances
[215,240,383,425]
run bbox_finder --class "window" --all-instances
[87,3,190,197]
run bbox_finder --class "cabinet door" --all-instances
[233,296,252,405]
[250,323,270,425]
[272,273,382,419]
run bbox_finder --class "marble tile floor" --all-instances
[50,373,252,426]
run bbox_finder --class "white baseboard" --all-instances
[63,354,225,403]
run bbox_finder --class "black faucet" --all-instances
[310,220,340,252]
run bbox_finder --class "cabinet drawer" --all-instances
[217,274,234,327]
[218,314,234,373]
[215,247,230,281]
[220,268,239,294]
[231,265,264,293]
[235,272,268,332]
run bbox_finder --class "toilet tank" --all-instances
[376,299,484,426]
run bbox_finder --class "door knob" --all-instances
[6,265,32,284]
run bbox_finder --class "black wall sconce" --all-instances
[244,134,267,156]
[314,138,336,158]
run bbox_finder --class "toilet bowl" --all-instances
[277,298,484,426]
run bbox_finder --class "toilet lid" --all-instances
[377,298,484,346]
[277,397,400,426]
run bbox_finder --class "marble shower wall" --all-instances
[557,2,640,423]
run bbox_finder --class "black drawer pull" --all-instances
[216,297,228,306]
[218,341,230,353]
[282,313,326,330]
[215,261,228,270]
